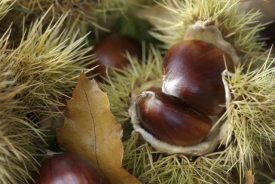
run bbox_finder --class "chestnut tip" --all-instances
[162,75,183,98]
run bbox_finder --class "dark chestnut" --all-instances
[259,21,275,53]
[162,40,234,116]
[34,152,110,184]
[87,35,142,75]
[136,88,212,147]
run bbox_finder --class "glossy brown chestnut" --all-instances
[136,88,212,147]
[34,152,110,184]
[162,40,234,116]
[87,35,142,75]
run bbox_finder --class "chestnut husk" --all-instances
[34,152,110,184]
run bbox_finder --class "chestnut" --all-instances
[136,88,212,147]
[259,21,275,53]
[87,35,142,76]
[162,40,234,116]
[34,152,110,184]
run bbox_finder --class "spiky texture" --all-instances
[100,1,275,183]
[0,0,13,20]
[0,90,42,184]
[99,45,163,124]
[0,11,97,183]
[123,134,235,184]
[0,0,129,43]
[150,0,268,66]
[221,54,275,178]
[1,12,94,118]
[0,30,43,184]
[120,53,275,183]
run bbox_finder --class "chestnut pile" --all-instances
[133,40,235,149]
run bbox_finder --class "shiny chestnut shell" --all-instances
[87,35,142,75]
[162,40,234,116]
[136,88,212,147]
[34,152,110,184]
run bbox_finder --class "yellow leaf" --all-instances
[56,72,141,184]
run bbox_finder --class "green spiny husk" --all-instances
[99,44,236,183]
[0,110,42,184]
[0,0,13,20]
[2,11,94,118]
[123,134,235,184]
[221,55,275,179]
[149,0,268,66]
[99,1,275,182]
[0,9,97,183]
[0,0,131,43]
[0,61,43,183]
[117,51,275,184]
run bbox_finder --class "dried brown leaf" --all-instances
[245,169,254,184]
[56,72,141,184]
